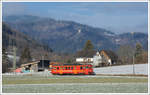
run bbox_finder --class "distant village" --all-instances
[13,50,118,73]
[3,38,147,74]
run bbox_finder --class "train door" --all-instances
[84,65,89,74]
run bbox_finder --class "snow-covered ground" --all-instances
[94,64,148,75]
[3,64,148,76]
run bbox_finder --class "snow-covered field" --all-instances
[94,64,148,75]
[3,64,148,76]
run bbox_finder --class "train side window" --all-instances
[68,67,70,70]
[66,67,67,70]
[63,67,65,70]
[83,67,85,69]
[80,66,83,70]
[60,67,62,69]
[86,66,88,69]
[57,67,59,70]
[71,67,73,70]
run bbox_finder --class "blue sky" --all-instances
[3,2,148,34]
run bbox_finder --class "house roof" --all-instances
[76,50,97,57]
[21,61,40,67]
[53,63,91,66]
[100,50,118,61]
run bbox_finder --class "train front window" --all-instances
[89,66,92,69]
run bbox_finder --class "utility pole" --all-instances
[131,32,135,75]
[42,56,44,69]
[13,46,16,70]
[133,55,135,74]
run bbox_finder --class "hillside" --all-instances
[2,22,53,60]
[3,15,148,53]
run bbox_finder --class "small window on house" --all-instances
[80,67,83,70]
[68,67,70,70]
[63,67,65,70]
[86,66,88,69]
[74,67,76,70]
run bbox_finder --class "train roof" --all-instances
[52,63,92,66]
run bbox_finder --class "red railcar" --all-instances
[51,63,94,75]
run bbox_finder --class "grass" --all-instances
[3,83,148,93]
[2,75,148,93]
[3,75,148,84]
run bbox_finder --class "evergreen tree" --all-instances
[135,43,143,57]
[83,40,94,51]
[135,43,143,63]
[19,46,32,65]
[2,48,11,73]
[76,40,95,57]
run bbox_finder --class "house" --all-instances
[99,50,118,66]
[20,60,50,73]
[92,50,118,67]
[93,52,102,67]
[21,61,40,72]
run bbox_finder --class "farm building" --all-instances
[93,52,102,67]
[99,50,118,66]
[15,60,51,73]
[93,50,118,67]
[76,50,118,67]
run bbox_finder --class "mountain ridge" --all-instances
[2,22,53,59]
[3,15,148,53]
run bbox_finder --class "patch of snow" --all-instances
[104,32,115,36]
[115,39,121,42]
[78,29,81,33]
[7,55,20,61]
[94,64,148,75]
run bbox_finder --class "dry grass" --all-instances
[3,75,148,85]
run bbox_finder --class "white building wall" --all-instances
[93,55,102,67]
[76,58,93,63]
